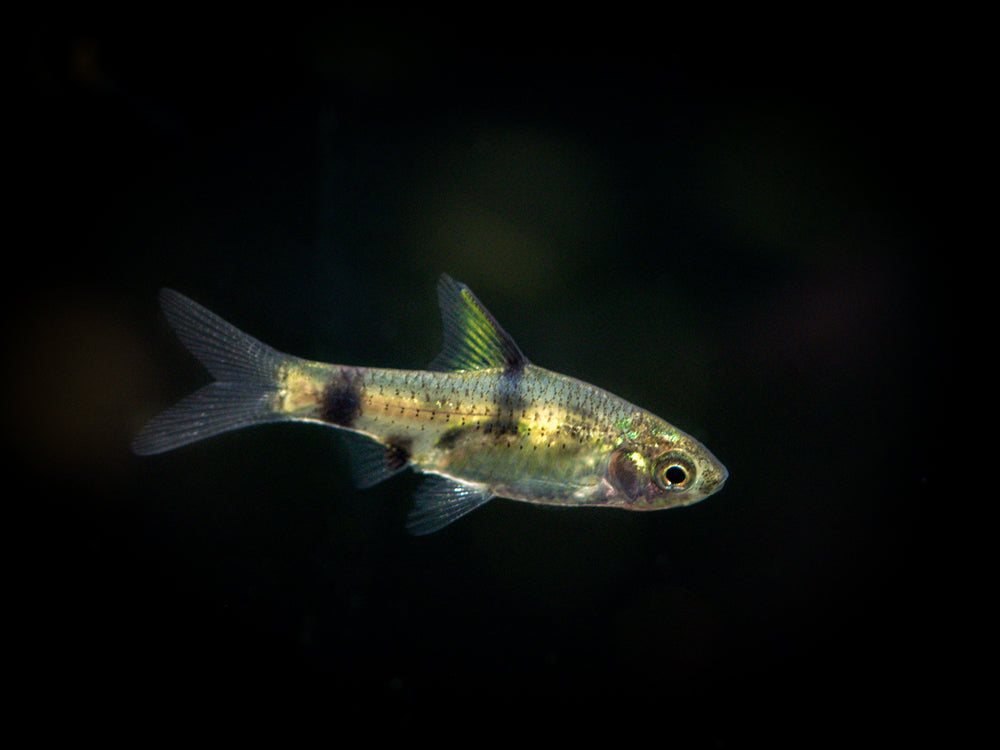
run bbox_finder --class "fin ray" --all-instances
[407,475,494,535]
[132,289,291,455]
[159,288,288,383]
[429,275,528,372]
[132,382,283,455]
[339,432,410,488]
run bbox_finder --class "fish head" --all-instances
[606,428,728,510]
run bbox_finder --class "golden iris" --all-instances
[653,452,695,491]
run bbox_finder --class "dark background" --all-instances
[11,11,937,738]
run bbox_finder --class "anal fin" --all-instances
[340,432,410,488]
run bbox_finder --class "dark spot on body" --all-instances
[489,367,525,440]
[321,368,363,427]
[502,341,527,375]
[482,417,519,437]
[385,435,412,471]
[437,426,467,450]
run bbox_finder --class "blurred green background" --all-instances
[9,11,935,736]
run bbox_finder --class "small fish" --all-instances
[133,275,727,534]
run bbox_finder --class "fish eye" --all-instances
[653,453,695,491]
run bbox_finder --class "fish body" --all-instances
[133,275,727,534]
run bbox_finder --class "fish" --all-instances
[132,275,727,534]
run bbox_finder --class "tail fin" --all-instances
[132,289,291,455]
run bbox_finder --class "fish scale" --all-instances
[133,275,727,534]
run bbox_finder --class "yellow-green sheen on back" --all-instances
[133,275,727,534]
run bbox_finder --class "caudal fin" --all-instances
[132,289,291,455]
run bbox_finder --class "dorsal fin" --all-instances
[428,275,528,372]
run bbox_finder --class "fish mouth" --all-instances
[712,463,729,493]
[700,458,728,497]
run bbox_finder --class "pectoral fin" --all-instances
[407,475,494,535]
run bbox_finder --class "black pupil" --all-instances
[664,465,687,485]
